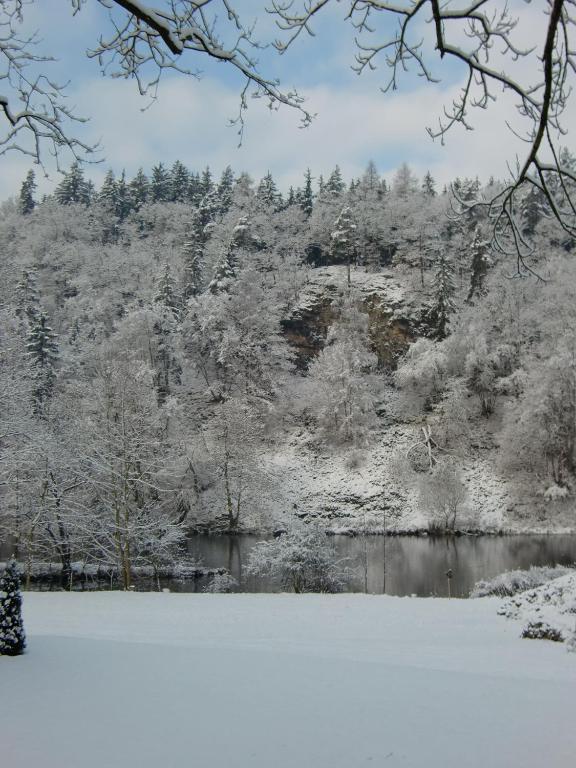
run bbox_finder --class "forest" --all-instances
[1,157,575,589]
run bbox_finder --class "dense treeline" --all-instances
[1,157,575,587]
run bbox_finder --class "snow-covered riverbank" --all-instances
[2,593,575,768]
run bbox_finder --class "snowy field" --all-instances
[2,593,575,768]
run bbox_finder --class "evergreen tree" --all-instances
[422,171,437,197]
[208,220,246,293]
[26,311,59,414]
[99,169,117,208]
[55,162,91,205]
[150,163,171,203]
[115,170,132,221]
[188,172,202,205]
[170,160,190,202]
[287,186,296,207]
[521,185,547,237]
[257,171,282,210]
[155,263,180,316]
[431,251,456,339]
[217,166,235,214]
[19,170,36,215]
[182,237,204,300]
[129,168,149,210]
[200,166,213,196]
[325,165,345,197]
[331,206,358,286]
[300,169,314,217]
[0,560,26,657]
[15,269,40,324]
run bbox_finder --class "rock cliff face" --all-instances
[282,266,425,369]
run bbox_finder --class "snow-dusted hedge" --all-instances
[470,565,573,598]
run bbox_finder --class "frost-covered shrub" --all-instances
[0,560,26,657]
[203,573,238,593]
[471,565,572,598]
[521,621,563,642]
[246,523,347,593]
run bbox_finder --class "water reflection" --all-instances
[185,534,576,598]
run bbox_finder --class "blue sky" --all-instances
[0,1,572,199]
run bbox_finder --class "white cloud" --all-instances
[1,34,574,201]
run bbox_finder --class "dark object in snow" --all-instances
[0,560,26,656]
[521,621,563,643]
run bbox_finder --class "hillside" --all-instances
[1,161,576,584]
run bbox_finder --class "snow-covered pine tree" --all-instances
[325,165,345,197]
[115,171,132,221]
[188,172,202,205]
[99,169,117,209]
[170,160,190,202]
[300,169,314,217]
[331,206,358,286]
[422,171,437,197]
[150,163,171,203]
[217,166,235,214]
[208,223,245,294]
[182,237,204,300]
[155,263,180,317]
[19,170,36,215]
[521,185,547,237]
[257,172,282,210]
[26,311,59,415]
[15,269,40,324]
[0,560,26,656]
[55,162,91,205]
[200,166,213,196]
[431,251,456,340]
[129,168,149,210]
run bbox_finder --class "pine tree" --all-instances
[129,168,149,210]
[287,186,296,206]
[15,269,40,324]
[209,222,245,294]
[155,263,180,316]
[300,169,314,217]
[55,162,91,205]
[182,237,204,300]
[432,251,456,339]
[19,170,36,215]
[325,165,345,197]
[422,171,437,197]
[150,163,171,203]
[360,161,379,197]
[170,160,190,202]
[115,171,132,221]
[257,172,282,210]
[217,166,235,214]
[331,206,358,286]
[392,163,418,198]
[521,185,547,237]
[26,311,59,414]
[99,169,117,209]
[188,172,202,205]
[200,166,213,196]
[0,560,26,656]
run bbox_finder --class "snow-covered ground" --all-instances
[2,593,575,768]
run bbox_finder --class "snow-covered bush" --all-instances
[394,338,448,416]
[246,523,347,593]
[471,565,572,598]
[0,560,26,656]
[203,573,238,593]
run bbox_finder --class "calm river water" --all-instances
[183,533,576,597]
